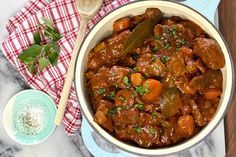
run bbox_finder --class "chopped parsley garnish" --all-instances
[163,27,169,33]
[134,103,144,110]
[135,85,150,95]
[97,88,106,95]
[170,26,177,37]
[123,76,130,86]
[151,56,158,62]
[108,91,115,100]
[119,96,127,103]
[151,111,158,118]
[160,56,170,63]
[154,35,161,40]
[133,66,138,72]
[180,38,187,45]
[164,43,171,49]
[152,46,160,52]
[134,126,142,133]
[149,127,155,135]
[108,106,122,117]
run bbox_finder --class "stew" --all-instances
[85,8,225,148]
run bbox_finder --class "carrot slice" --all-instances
[203,89,221,100]
[115,90,134,107]
[130,73,143,87]
[143,79,162,103]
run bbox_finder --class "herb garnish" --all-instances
[119,96,127,102]
[152,46,160,52]
[108,106,122,117]
[133,66,138,72]
[123,76,130,86]
[149,127,155,135]
[151,111,158,118]
[18,18,61,74]
[160,56,170,63]
[108,91,115,100]
[134,126,142,133]
[97,88,106,95]
[164,43,171,49]
[135,85,150,95]
[134,103,144,110]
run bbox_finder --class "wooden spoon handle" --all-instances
[54,17,88,125]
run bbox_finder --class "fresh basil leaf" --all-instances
[52,31,61,41]
[123,14,162,54]
[27,63,38,74]
[33,30,41,45]
[21,57,34,64]
[42,17,54,30]
[44,44,52,54]
[51,41,60,53]
[18,45,42,61]
[48,51,59,65]
[38,58,50,71]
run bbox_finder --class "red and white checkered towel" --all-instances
[1,0,134,135]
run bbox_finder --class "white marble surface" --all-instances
[0,0,226,157]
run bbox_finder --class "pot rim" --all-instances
[74,0,234,156]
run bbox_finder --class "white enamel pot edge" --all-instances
[74,1,234,156]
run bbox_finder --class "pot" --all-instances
[74,0,234,156]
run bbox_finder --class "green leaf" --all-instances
[151,111,158,118]
[97,88,106,95]
[135,85,150,95]
[133,66,138,72]
[123,14,162,54]
[119,96,126,103]
[48,51,59,65]
[44,44,52,54]
[44,42,60,65]
[27,63,38,74]
[160,56,170,63]
[149,127,155,135]
[33,30,41,45]
[51,41,60,53]
[152,46,160,52]
[22,57,35,64]
[134,103,144,110]
[42,17,54,30]
[18,45,42,61]
[108,106,122,117]
[52,31,61,41]
[133,126,142,133]
[38,58,50,71]
[123,76,130,86]
[108,91,116,100]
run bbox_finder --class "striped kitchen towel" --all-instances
[1,0,134,135]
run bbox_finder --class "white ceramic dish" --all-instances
[75,1,234,156]
[3,89,57,145]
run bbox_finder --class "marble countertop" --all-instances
[0,0,226,157]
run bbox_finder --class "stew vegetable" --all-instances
[85,8,225,148]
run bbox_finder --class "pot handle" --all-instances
[179,0,220,23]
[81,117,134,157]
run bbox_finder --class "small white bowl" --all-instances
[3,89,57,145]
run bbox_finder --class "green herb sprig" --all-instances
[18,17,61,74]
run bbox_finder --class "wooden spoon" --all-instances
[54,0,104,125]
